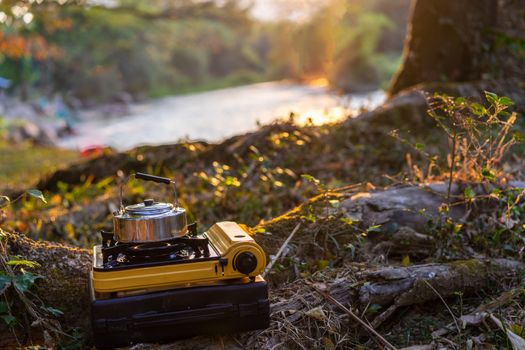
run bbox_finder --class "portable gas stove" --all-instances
[90,173,269,349]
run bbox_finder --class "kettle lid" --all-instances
[124,199,173,216]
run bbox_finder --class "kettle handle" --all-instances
[135,172,172,184]
[118,172,179,211]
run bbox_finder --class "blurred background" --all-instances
[0,0,410,191]
[0,0,409,146]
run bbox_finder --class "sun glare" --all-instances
[306,77,329,87]
[293,106,349,126]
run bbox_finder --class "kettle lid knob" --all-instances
[144,199,155,206]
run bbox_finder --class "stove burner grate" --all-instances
[100,231,211,268]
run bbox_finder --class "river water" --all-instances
[58,81,384,151]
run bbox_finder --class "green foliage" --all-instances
[330,10,397,90]
[397,91,520,188]
[0,254,42,326]
[266,0,407,90]
[400,92,525,258]
[26,189,47,204]
[426,91,519,186]
[194,146,298,225]
[0,228,64,344]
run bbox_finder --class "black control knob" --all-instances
[234,252,257,275]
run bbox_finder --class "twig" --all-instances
[263,223,301,278]
[422,280,461,335]
[372,303,398,329]
[433,287,523,338]
[447,128,458,204]
[310,284,398,350]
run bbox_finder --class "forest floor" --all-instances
[1,84,525,349]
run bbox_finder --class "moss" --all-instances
[448,259,487,278]
[4,231,92,333]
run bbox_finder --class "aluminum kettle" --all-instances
[113,172,187,243]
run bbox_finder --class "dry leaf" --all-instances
[489,313,525,350]
[305,306,327,321]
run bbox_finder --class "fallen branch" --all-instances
[263,223,301,278]
[359,259,525,327]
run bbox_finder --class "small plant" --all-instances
[392,91,519,195]
[0,191,67,346]
[427,91,519,201]
[393,92,524,258]
[0,228,65,346]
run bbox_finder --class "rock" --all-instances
[371,226,435,258]
[341,182,465,233]
[357,89,430,130]
[5,102,40,121]
[6,119,57,146]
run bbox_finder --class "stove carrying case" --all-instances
[90,277,270,349]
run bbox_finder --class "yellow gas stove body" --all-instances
[91,221,266,294]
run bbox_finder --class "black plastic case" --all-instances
[90,278,269,349]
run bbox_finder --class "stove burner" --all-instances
[126,242,190,263]
[100,231,211,268]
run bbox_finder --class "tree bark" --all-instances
[389,0,497,95]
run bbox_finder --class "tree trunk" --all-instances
[389,0,525,101]
[389,0,497,95]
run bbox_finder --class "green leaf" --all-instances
[499,96,514,106]
[224,176,240,187]
[0,273,11,293]
[42,306,64,317]
[482,167,495,181]
[511,324,525,337]
[414,143,424,151]
[13,272,41,292]
[317,260,329,270]
[470,103,487,116]
[0,301,8,313]
[344,243,356,259]
[513,131,524,142]
[340,217,354,225]
[7,257,40,269]
[490,188,502,199]
[366,225,382,233]
[26,189,47,204]
[300,213,316,223]
[0,314,16,327]
[485,91,499,106]
[366,304,382,315]
[401,255,411,267]
[95,176,114,189]
[454,97,466,105]
[301,174,320,185]
[463,187,476,200]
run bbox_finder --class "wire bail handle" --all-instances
[118,172,179,212]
